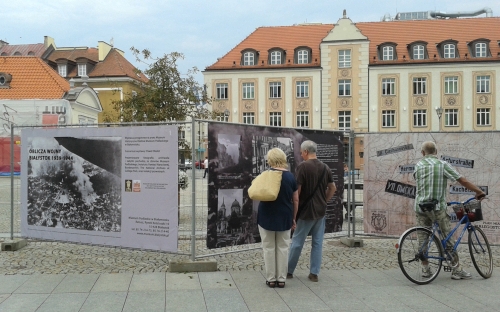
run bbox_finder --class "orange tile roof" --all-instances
[47,48,99,63]
[206,17,500,71]
[0,57,69,99]
[90,49,148,82]
[356,17,500,65]
[0,44,46,57]
[205,24,334,70]
[46,47,147,82]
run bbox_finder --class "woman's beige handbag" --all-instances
[248,170,282,201]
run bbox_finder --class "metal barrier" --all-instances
[2,121,367,261]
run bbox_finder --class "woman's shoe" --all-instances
[266,281,276,288]
[277,281,285,288]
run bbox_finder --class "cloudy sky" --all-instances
[2,0,499,83]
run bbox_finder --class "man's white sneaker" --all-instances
[422,266,433,278]
[451,268,472,280]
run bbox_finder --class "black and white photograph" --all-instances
[215,188,256,247]
[216,133,241,171]
[252,136,295,174]
[26,136,122,232]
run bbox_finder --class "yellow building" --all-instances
[43,37,148,123]
[203,10,500,170]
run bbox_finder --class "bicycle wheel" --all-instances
[397,227,443,285]
[468,226,493,278]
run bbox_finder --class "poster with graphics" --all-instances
[206,122,344,249]
[363,132,500,243]
[20,125,178,251]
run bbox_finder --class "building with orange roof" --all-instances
[0,37,144,123]
[42,37,147,123]
[0,56,102,172]
[203,9,500,168]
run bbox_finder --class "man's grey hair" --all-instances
[421,141,437,155]
[300,140,317,153]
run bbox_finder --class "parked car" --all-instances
[195,160,205,169]
[179,160,192,171]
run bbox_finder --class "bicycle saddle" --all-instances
[419,199,438,212]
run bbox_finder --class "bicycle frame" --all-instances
[425,213,472,262]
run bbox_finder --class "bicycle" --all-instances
[396,196,493,285]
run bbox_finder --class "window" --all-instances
[243,52,255,65]
[477,108,490,126]
[78,116,96,124]
[296,111,309,128]
[382,110,395,127]
[297,50,308,64]
[444,44,455,58]
[338,79,351,96]
[242,82,254,99]
[413,109,427,127]
[382,78,395,95]
[243,112,255,124]
[413,77,427,95]
[476,76,490,93]
[382,46,394,60]
[475,42,487,58]
[444,76,458,94]
[445,109,458,126]
[216,112,229,122]
[269,82,281,98]
[216,83,228,99]
[179,130,186,140]
[270,51,281,65]
[338,111,351,131]
[413,45,425,60]
[338,50,351,68]
[58,65,67,77]
[296,81,309,98]
[269,112,282,126]
[77,64,86,76]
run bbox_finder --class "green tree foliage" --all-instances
[105,48,214,123]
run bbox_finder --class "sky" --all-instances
[2,0,499,84]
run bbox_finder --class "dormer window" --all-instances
[444,44,455,58]
[268,49,285,65]
[379,43,397,61]
[270,51,281,64]
[78,64,86,76]
[468,39,491,58]
[241,49,258,66]
[297,50,308,64]
[294,47,312,64]
[408,42,428,60]
[58,64,67,77]
[383,46,394,60]
[438,40,459,59]
[475,43,487,57]
[412,45,425,60]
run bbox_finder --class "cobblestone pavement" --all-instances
[3,174,499,276]
[2,235,500,275]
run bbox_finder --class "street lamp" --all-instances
[435,107,443,131]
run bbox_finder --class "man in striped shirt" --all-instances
[414,141,485,280]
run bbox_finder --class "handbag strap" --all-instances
[296,164,328,220]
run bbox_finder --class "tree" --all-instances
[104,48,216,158]
[104,48,214,123]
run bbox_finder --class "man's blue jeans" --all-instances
[288,217,326,275]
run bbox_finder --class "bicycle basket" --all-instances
[452,200,483,222]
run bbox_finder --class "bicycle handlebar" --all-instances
[447,196,480,206]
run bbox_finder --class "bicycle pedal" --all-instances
[443,266,452,272]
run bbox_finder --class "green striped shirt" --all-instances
[413,155,461,212]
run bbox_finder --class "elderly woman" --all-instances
[257,148,299,288]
